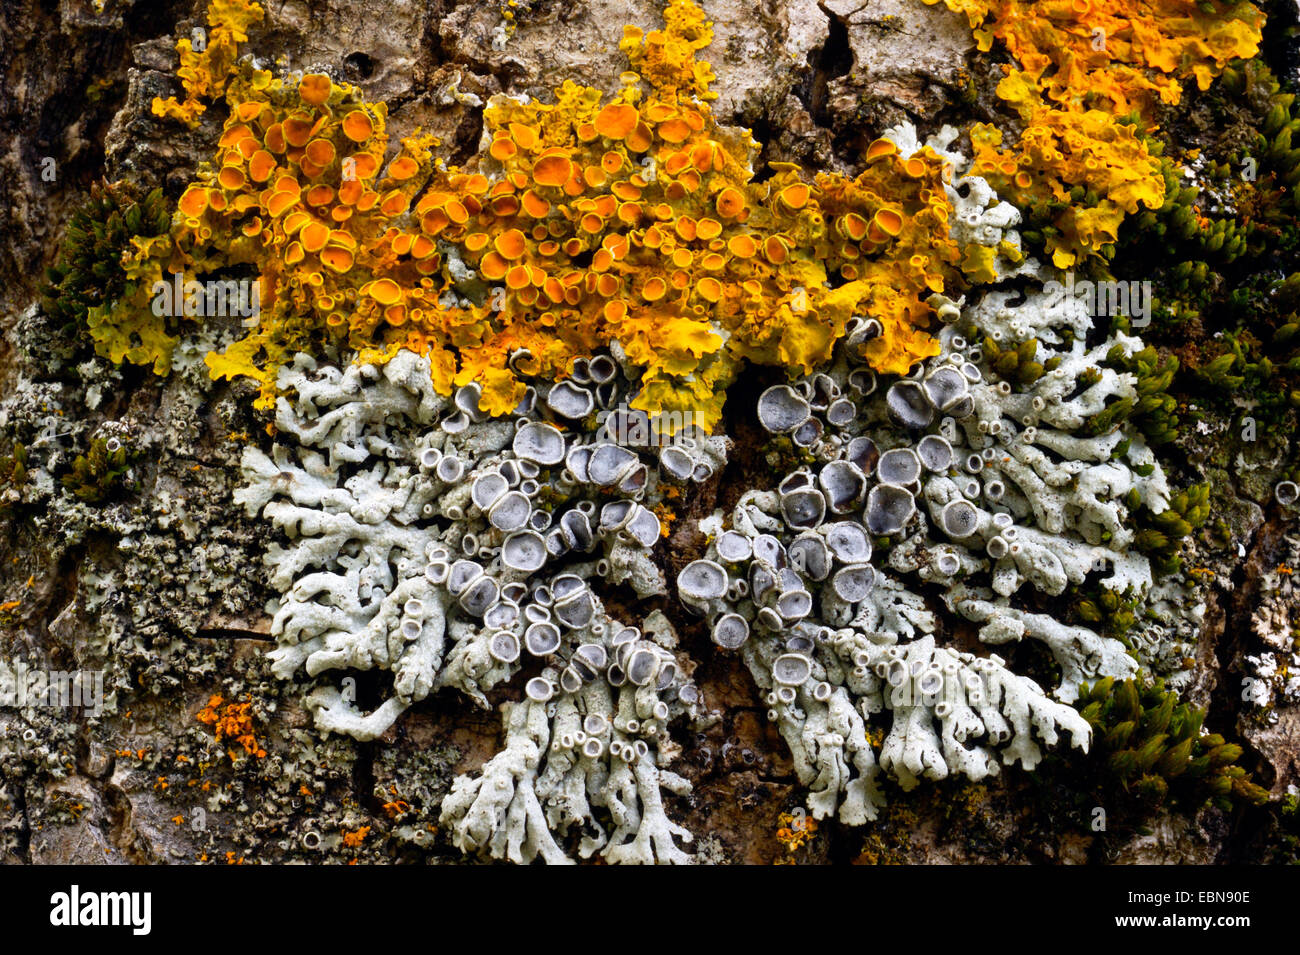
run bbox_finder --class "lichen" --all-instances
[929,0,1264,268]
[159,0,995,432]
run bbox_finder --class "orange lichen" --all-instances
[170,0,975,430]
[775,810,819,854]
[933,0,1264,116]
[341,826,370,848]
[196,694,267,761]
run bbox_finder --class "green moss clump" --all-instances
[1078,676,1269,812]
[42,180,178,374]
[0,442,28,491]
[1086,336,1181,445]
[1125,482,1209,577]
[1075,584,1140,640]
[980,335,1045,387]
[61,437,136,504]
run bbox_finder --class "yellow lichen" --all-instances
[151,0,265,127]
[165,0,992,431]
[928,0,1264,267]
[775,810,819,859]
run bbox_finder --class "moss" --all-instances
[59,436,137,504]
[0,442,28,494]
[1077,676,1269,812]
[1091,334,1182,445]
[980,334,1045,387]
[42,181,179,374]
[1075,584,1141,641]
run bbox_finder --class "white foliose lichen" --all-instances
[236,348,725,863]
[674,126,1196,825]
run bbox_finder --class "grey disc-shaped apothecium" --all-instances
[886,379,935,430]
[772,653,812,686]
[1276,480,1299,506]
[502,531,547,572]
[788,534,831,580]
[659,446,694,480]
[791,416,823,448]
[845,436,880,475]
[554,591,596,628]
[587,443,638,485]
[551,573,584,600]
[785,632,814,654]
[917,434,954,472]
[459,575,500,617]
[565,444,592,482]
[715,530,753,563]
[826,397,857,427]
[471,471,508,511]
[546,380,595,419]
[935,550,961,576]
[923,366,969,412]
[778,469,812,493]
[877,447,921,486]
[757,384,811,434]
[678,559,729,600]
[819,460,866,512]
[588,354,618,384]
[823,521,871,564]
[626,648,660,686]
[455,381,485,419]
[525,677,554,702]
[847,368,876,396]
[436,454,465,482]
[866,483,915,535]
[617,463,648,495]
[513,421,566,465]
[831,563,875,602]
[947,395,975,419]
[489,632,521,664]
[575,642,608,671]
[776,590,813,621]
[712,613,750,649]
[752,533,785,566]
[626,505,662,548]
[484,601,519,629]
[544,528,567,556]
[524,622,562,656]
[440,411,470,435]
[598,499,633,534]
[781,487,827,529]
[560,509,594,551]
[488,491,532,532]
[559,666,584,693]
[940,499,980,538]
[447,559,483,595]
